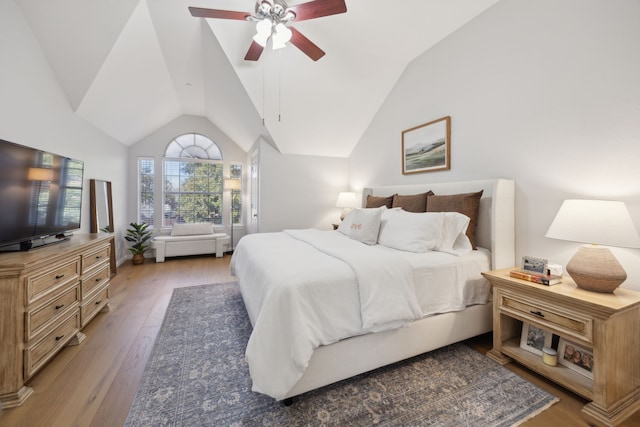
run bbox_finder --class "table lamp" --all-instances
[335,192,358,221]
[545,199,640,292]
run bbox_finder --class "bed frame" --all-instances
[282,178,515,401]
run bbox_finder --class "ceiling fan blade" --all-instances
[244,41,265,61]
[287,0,347,22]
[289,27,325,61]
[189,7,250,20]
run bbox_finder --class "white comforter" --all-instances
[230,229,488,400]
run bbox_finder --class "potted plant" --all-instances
[125,222,152,265]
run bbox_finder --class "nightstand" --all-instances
[482,268,640,427]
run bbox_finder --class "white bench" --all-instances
[151,223,230,262]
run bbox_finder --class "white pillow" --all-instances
[378,210,444,253]
[435,212,472,256]
[170,223,214,236]
[337,209,355,235]
[348,208,383,245]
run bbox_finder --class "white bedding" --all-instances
[230,229,491,400]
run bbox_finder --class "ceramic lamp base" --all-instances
[566,245,627,293]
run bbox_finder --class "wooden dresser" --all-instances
[0,234,114,408]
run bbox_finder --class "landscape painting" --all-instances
[402,116,451,174]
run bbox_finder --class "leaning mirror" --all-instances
[90,179,114,233]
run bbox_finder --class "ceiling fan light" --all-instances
[272,23,292,47]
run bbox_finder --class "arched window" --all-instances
[136,133,242,229]
[163,133,224,227]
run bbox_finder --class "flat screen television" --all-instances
[0,138,84,251]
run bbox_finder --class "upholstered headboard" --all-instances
[363,179,515,269]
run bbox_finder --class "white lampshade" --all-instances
[546,199,640,248]
[336,191,358,221]
[253,19,272,47]
[336,192,358,208]
[224,178,241,191]
[546,199,640,292]
[272,23,292,50]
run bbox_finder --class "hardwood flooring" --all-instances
[1,255,638,427]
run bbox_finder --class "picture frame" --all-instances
[402,116,451,175]
[521,256,548,275]
[520,323,553,356]
[557,338,594,379]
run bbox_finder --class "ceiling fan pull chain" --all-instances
[278,49,282,122]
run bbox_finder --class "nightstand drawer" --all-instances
[499,292,593,343]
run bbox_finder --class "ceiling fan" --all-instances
[189,0,347,61]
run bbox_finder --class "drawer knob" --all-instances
[95,300,102,305]
[95,255,102,259]
[55,304,65,310]
[55,274,65,280]
[55,335,65,341]
[530,310,545,317]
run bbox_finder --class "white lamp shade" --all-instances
[272,23,292,50]
[253,19,272,47]
[224,178,241,191]
[335,192,358,208]
[545,199,640,248]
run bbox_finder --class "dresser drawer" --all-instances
[81,285,109,327]
[81,245,110,273]
[499,291,593,343]
[26,259,80,305]
[25,284,79,341]
[80,263,110,299]
[24,310,80,379]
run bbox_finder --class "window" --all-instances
[162,133,228,228]
[139,158,154,227]
[230,163,242,225]
[136,133,242,229]
[163,159,223,226]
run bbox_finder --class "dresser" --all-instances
[483,268,640,426]
[0,234,114,408]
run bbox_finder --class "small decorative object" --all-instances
[402,116,451,174]
[542,347,557,366]
[521,256,548,275]
[557,338,594,379]
[125,222,153,265]
[520,323,553,356]
[546,199,640,292]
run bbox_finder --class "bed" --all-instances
[230,178,515,402]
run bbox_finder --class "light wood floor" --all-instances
[1,255,639,427]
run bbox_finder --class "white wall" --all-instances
[0,0,129,262]
[256,139,349,232]
[128,115,248,249]
[349,0,640,289]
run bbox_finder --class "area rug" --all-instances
[125,282,558,426]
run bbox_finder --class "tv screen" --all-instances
[0,138,84,250]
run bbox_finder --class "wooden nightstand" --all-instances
[482,268,640,427]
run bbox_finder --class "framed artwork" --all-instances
[520,323,553,356]
[558,338,594,379]
[521,256,548,275]
[402,116,451,174]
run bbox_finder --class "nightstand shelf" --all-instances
[483,268,640,427]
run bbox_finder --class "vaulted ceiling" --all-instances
[15,0,499,157]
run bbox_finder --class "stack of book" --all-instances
[509,269,562,286]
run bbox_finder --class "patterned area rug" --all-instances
[125,282,558,426]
